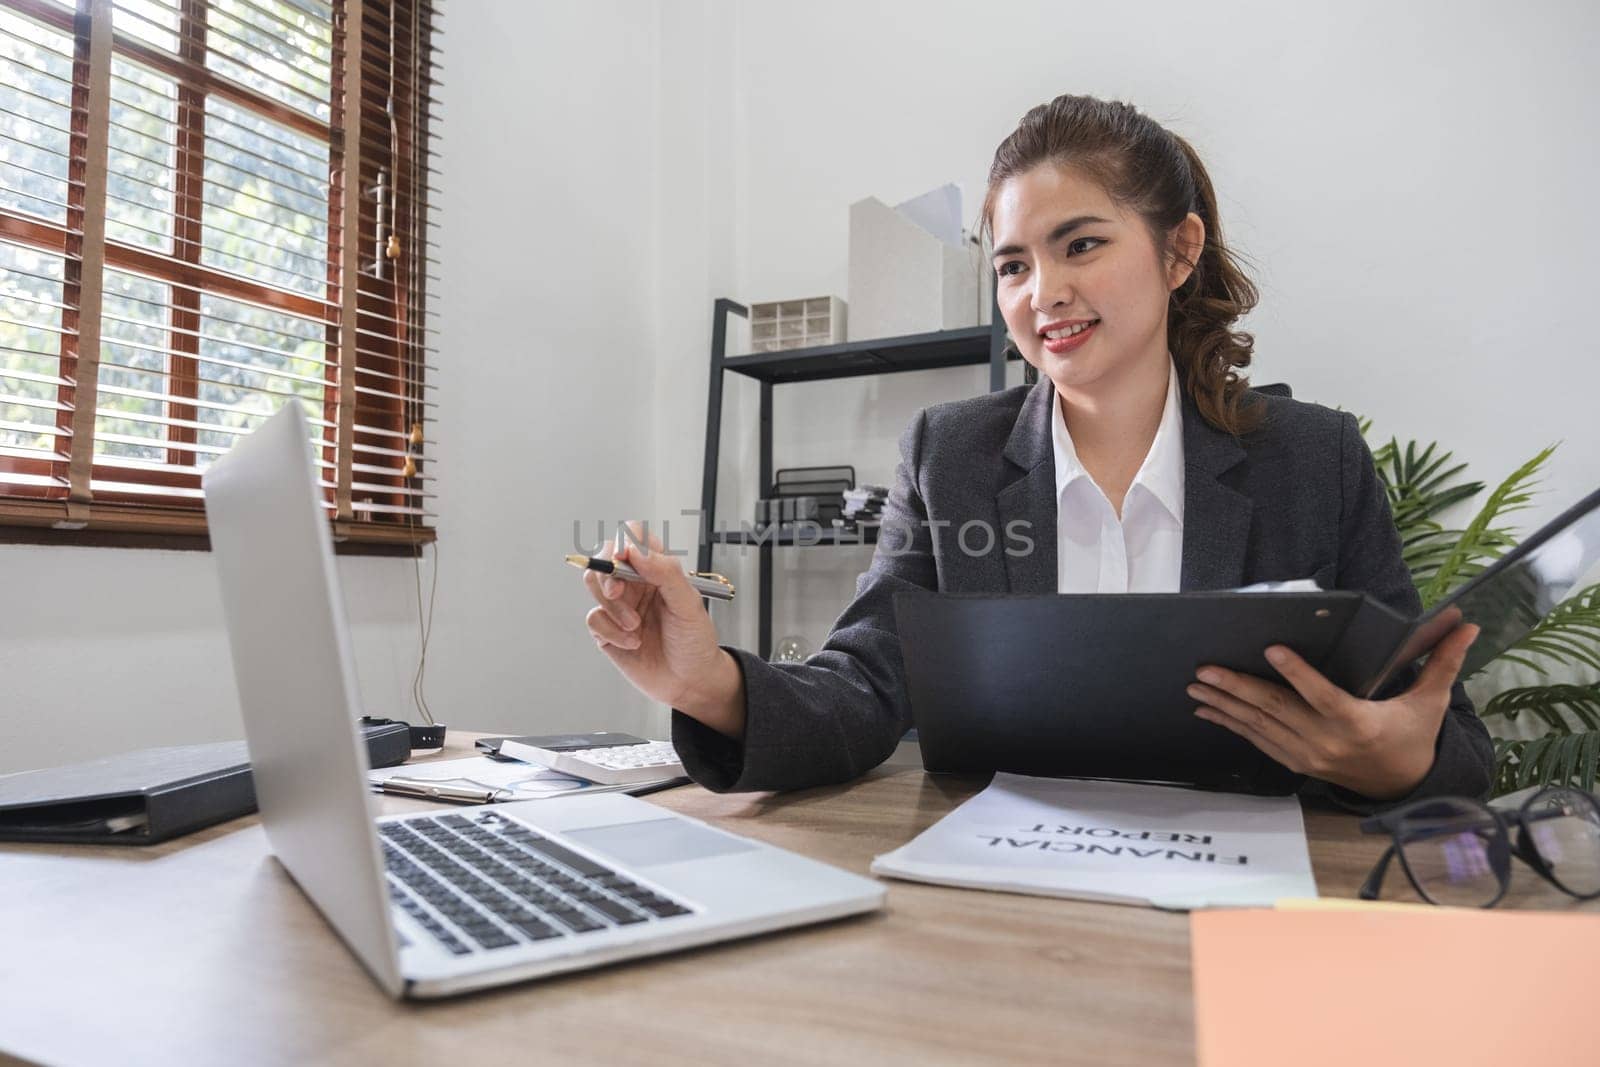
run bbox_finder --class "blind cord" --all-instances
[408,524,438,726]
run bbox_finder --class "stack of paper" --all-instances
[842,485,888,524]
[366,755,685,804]
[870,774,1317,910]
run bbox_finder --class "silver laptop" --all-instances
[202,401,884,999]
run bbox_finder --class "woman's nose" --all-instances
[1029,262,1073,314]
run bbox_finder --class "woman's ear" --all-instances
[1167,212,1206,291]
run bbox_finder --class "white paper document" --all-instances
[870,774,1317,910]
[1233,577,1323,593]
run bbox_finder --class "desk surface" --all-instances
[1,734,1590,1067]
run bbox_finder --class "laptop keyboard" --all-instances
[379,812,694,956]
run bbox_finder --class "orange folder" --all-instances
[1190,908,1599,1067]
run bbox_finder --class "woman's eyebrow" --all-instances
[992,215,1111,258]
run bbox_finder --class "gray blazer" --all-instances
[673,379,1494,808]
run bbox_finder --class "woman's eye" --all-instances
[1067,237,1105,256]
[996,261,1024,277]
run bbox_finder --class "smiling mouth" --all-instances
[1040,319,1100,339]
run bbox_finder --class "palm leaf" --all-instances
[1480,682,1600,733]
[1364,428,1489,598]
[1493,731,1600,795]
[1418,445,1556,608]
[1370,435,1485,540]
[1495,582,1600,676]
[1399,526,1518,599]
[1392,446,1477,526]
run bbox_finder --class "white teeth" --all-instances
[1044,321,1097,339]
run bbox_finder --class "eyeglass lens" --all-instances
[1523,787,1600,897]
[1396,799,1508,907]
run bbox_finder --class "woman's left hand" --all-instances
[1187,622,1480,801]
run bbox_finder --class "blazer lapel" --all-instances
[997,380,1058,593]
[1180,393,1252,591]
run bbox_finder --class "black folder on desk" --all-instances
[0,723,413,846]
[896,485,1600,793]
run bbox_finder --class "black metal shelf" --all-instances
[711,526,880,548]
[698,297,1007,658]
[722,325,1011,385]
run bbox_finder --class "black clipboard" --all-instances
[895,484,1600,793]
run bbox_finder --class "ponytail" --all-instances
[1166,133,1262,435]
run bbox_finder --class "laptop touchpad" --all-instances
[564,817,758,867]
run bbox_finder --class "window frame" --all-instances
[0,0,437,551]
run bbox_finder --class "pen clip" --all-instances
[688,571,732,587]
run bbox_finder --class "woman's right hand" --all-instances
[582,522,747,739]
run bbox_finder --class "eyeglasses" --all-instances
[1358,786,1600,908]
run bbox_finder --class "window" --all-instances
[0,0,439,548]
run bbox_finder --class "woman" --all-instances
[582,94,1494,806]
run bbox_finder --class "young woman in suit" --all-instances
[580,94,1493,806]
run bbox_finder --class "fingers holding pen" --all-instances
[587,604,641,651]
[583,559,645,631]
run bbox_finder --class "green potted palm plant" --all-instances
[1367,430,1600,794]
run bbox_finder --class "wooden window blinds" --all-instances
[0,0,438,547]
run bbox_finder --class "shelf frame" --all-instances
[698,296,1009,658]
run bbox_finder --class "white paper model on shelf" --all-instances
[847,183,989,342]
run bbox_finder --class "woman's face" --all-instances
[990,162,1199,397]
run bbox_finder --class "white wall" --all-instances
[423,0,662,742]
[690,0,1600,655]
[0,1,665,774]
[0,544,423,774]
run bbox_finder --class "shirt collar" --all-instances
[1051,359,1186,524]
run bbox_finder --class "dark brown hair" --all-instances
[982,94,1263,435]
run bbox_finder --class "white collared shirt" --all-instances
[1052,362,1185,593]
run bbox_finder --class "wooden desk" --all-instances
[0,734,1589,1067]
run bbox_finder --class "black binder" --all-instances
[0,722,412,846]
[896,484,1600,792]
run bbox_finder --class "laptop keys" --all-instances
[509,916,561,941]
[387,880,470,956]
[509,834,613,878]
[545,908,604,934]
[582,895,649,925]
[380,814,692,955]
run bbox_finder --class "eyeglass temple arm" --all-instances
[1358,843,1399,901]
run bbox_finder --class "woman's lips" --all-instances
[1042,321,1098,355]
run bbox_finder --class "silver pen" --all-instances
[564,553,736,601]
[377,777,507,804]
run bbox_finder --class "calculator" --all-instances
[495,733,685,786]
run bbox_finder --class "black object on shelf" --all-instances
[756,496,843,526]
[772,465,855,495]
[697,296,1012,659]
[712,525,879,548]
[755,465,855,530]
